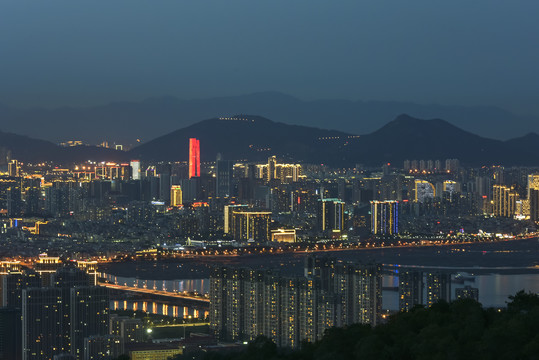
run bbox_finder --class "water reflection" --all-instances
[111,299,209,319]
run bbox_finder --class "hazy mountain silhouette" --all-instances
[0,92,536,144]
[128,114,539,166]
[128,115,351,165]
[0,130,126,165]
[1,114,538,166]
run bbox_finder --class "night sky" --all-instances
[1,1,538,116]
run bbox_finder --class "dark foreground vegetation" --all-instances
[178,291,539,360]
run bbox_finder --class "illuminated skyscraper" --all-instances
[493,185,519,217]
[370,200,399,235]
[230,210,272,242]
[8,160,20,177]
[317,199,345,233]
[414,180,435,203]
[130,160,141,180]
[189,138,200,178]
[224,204,249,234]
[527,175,539,221]
[267,156,276,182]
[170,185,183,207]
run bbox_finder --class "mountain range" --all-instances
[1,114,538,167]
[0,92,537,144]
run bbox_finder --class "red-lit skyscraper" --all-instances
[189,138,200,178]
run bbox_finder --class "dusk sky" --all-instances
[1,1,539,116]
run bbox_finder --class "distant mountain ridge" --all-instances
[0,130,126,165]
[1,114,538,166]
[0,92,537,144]
[129,114,539,167]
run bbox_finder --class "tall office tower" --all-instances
[159,173,171,203]
[0,177,18,211]
[399,270,423,312]
[317,198,345,233]
[530,189,539,222]
[22,287,64,360]
[7,182,23,217]
[230,210,272,242]
[170,185,183,207]
[0,307,22,360]
[130,160,141,180]
[44,181,73,217]
[70,287,110,359]
[455,286,479,301]
[8,159,20,177]
[527,175,539,221]
[24,178,41,215]
[414,180,435,203]
[493,185,519,217]
[53,266,92,355]
[425,272,451,307]
[266,156,277,182]
[84,335,124,360]
[189,138,200,178]
[216,159,233,197]
[370,200,399,235]
[0,270,41,308]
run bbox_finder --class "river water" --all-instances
[102,238,539,312]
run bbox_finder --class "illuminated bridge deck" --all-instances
[100,283,210,304]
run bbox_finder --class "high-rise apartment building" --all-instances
[189,138,200,179]
[399,270,423,312]
[425,272,451,307]
[209,257,382,348]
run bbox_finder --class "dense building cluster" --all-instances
[0,258,153,360]
[209,256,382,348]
[0,140,538,260]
